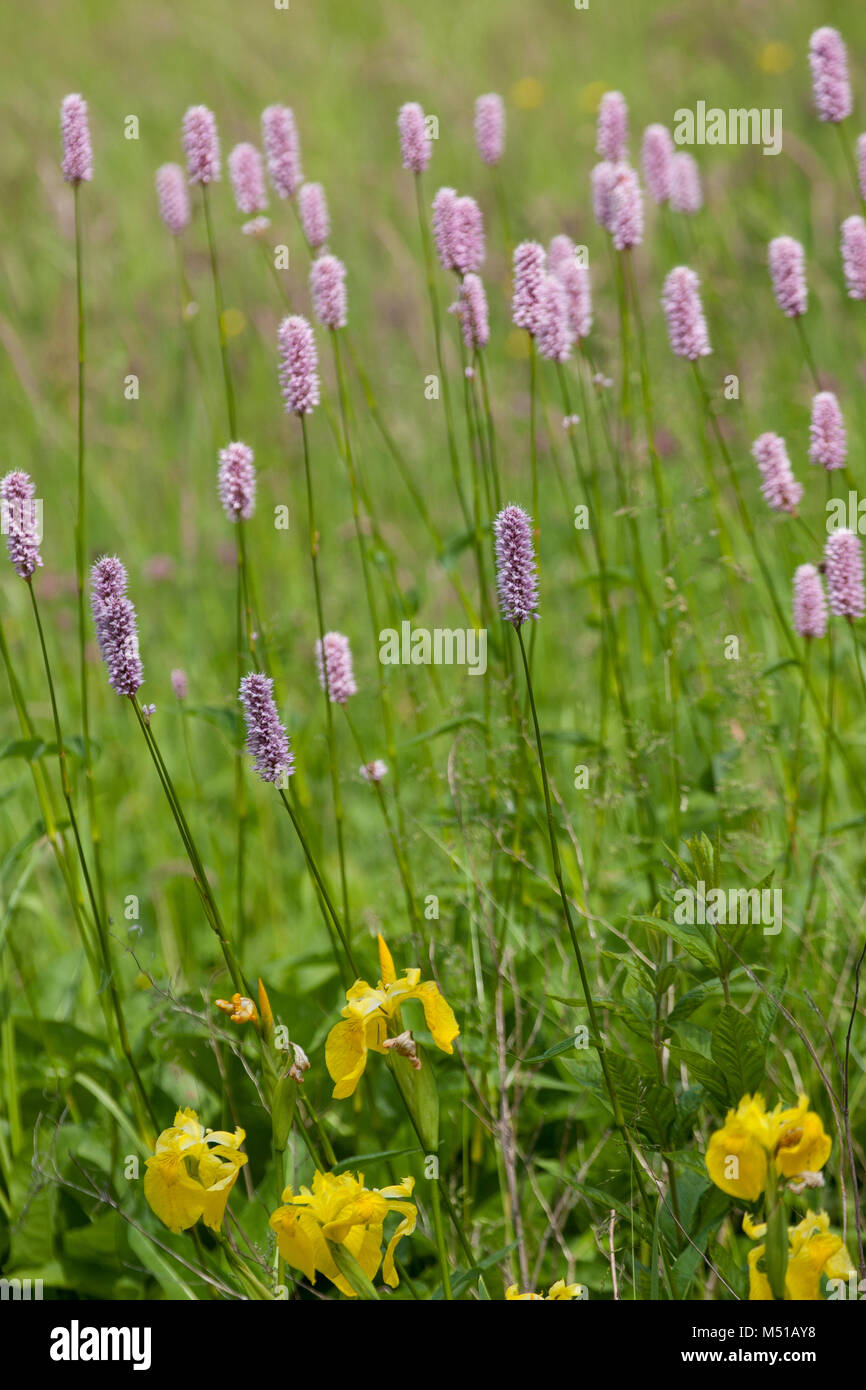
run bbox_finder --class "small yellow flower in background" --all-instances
[144,1108,247,1234]
[215,993,258,1024]
[511,77,544,110]
[705,1093,831,1201]
[325,934,459,1099]
[744,1210,854,1301]
[220,307,246,339]
[269,1170,416,1296]
[506,1278,584,1300]
[758,41,794,75]
[579,80,607,114]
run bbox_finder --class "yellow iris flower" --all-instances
[269,1170,417,1296]
[506,1278,585,1300]
[325,934,459,1099]
[744,1210,854,1300]
[705,1093,831,1201]
[144,1108,247,1234]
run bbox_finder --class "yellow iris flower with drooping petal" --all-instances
[269,1170,417,1296]
[744,1210,854,1300]
[144,1107,248,1234]
[704,1093,831,1201]
[325,934,459,1099]
[506,1278,585,1300]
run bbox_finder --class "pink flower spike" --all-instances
[769,236,807,317]
[1,471,43,579]
[61,94,93,184]
[825,528,865,619]
[494,504,539,626]
[859,134,866,204]
[298,182,330,250]
[669,152,702,215]
[310,254,347,330]
[316,632,357,705]
[262,105,302,199]
[809,27,852,124]
[641,125,673,205]
[156,164,190,235]
[90,557,144,698]
[793,564,828,639]
[609,165,643,250]
[511,241,546,334]
[841,216,866,300]
[183,105,220,186]
[398,102,432,173]
[751,433,803,515]
[455,273,490,350]
[662,266,711,360]
[596,91,628,163]
[278,315,320,415]
[452,196,485,274]
[171,668,188,700]
[218,442,257,522]
[228,143,267,215]
[809,393,847,471]
[536,275,573,363]
[549,236,592,341]
[432,187,458,269]
[239,673,294,784]
[591,161,618,231]
[475,93,505,166]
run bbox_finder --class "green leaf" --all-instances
[331,1146,421,1175]
[710,1005,766,1103]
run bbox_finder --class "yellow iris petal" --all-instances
[775,1110,832,1178]
[705,1121,767,1200]
[325,1017,370,1099]
[377,934,397,985]
[143,1151,206,1233]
